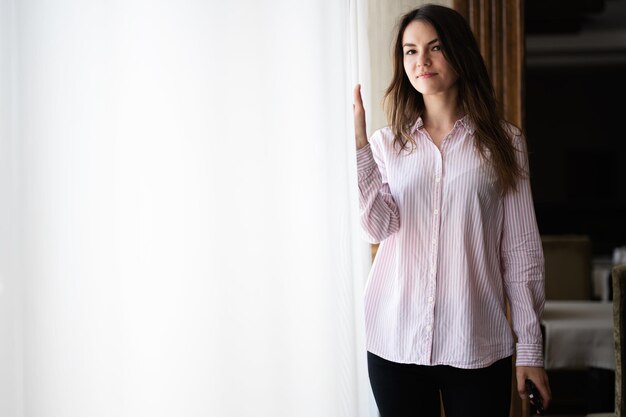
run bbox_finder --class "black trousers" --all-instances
[367,352,512,417]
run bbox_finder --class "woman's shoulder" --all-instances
[500,120,524,140]
[369,125,396,148]
[498,120,528,157]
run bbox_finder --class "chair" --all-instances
[586,264,626,417]
[541,234,592,300]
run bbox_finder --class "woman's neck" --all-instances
[422,92,463,131]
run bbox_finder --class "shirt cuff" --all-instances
[356,143,377,173]
[515,343,544,367]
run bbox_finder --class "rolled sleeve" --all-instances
[356,135,400,243]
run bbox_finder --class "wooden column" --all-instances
[452,2,528,417]
[453,0,525,129]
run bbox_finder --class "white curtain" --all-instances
[0,1,376,416]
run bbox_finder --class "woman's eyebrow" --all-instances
[402,38,439,48]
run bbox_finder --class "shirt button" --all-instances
[435,177,441,183]
[432,239,436,245]
[428,296,434,303]
[426,325,432,331]
[433,209,439,215]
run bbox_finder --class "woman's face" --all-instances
[402,20,458,97]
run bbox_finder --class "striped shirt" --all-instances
[357,115,545,369]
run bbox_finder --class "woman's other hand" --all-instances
[353,84,368,150]
[516,366,552,413]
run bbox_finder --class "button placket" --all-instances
[424,153,444,363]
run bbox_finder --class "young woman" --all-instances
[353,4,551,416]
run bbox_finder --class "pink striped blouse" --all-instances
[357,116,545,369]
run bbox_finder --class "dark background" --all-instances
[525,0,626,257]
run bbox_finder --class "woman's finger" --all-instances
[353,84,363,108]
[353,84,368,149]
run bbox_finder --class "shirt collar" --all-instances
[410,117,424,134]
[457,114,476,134]
[410,114,475,135]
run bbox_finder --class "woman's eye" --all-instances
[432,45,441,51]
[405,49,416,55]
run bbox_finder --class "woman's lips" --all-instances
[418,72,435,79]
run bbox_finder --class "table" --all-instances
[541,300,614,370]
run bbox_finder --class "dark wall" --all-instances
[525,63,626,256]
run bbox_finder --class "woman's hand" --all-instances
[353,84,368,150]
[516,366,552,413]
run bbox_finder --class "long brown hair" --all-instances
[384,4,524,195]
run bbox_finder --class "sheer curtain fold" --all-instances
[0,0,375,416]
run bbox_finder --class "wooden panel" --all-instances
[453,0,525,128]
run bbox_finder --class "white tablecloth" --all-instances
[541,300,615,370]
